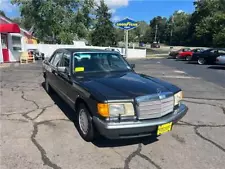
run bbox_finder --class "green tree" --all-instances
[91,0,116,46]
[11,0,87,44]
[141,27,153,43]
[115,28,124,43]
[193,0,225,47]
[129,21,148,42]
[169,11,191,45]
[10,17,22,25]
[150,16,167,43]
[0,10,6,17]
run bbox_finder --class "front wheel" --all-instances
[186,56,192,61]
[76,103,96,142]
[44,78,54,94]
[198,58,206,65]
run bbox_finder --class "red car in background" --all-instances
[176,48,204,61]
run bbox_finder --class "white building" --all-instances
[0,15,37,63]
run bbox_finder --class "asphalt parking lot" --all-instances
[1,59,225,169]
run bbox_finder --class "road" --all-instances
[1,59,225,169]
[161,58,225,88]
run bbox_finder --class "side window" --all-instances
[49,52,56,64]
[210,50,218,53]
[51,52,63,67]
[59,52,70,68]
[218,50,225,54]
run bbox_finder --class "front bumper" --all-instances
[93,104,188,139]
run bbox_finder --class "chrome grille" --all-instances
[136,93,174,119]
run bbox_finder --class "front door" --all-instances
[1,34,9,62]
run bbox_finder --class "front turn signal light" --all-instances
[97,103,109,117]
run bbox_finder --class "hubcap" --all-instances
[79,109,89,135]
[198,58,205,65]
[186,56,191,61]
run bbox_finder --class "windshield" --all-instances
[73,52,131,73]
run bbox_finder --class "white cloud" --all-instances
[95,0,129,8]
[104,0,129,8]
[108,9,116,14]
[112,16,121,22]
[95,0,130,23]
[177,10,184,13]
[0,0,17,13]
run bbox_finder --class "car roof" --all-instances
[56,48,118,53]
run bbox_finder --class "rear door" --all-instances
[47,50,63,91]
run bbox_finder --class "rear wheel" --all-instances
[198,58,206,65]
[76,103,96,142]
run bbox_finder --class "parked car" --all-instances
[190,48,225,65]
[216,55,225,65]
[176,48,204,60]
[42,48,188,141]
[151,41,160,48]
[168,48,191,59]
[28,49,44,60]
[105,48,126,58]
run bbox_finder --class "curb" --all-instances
[0,62,21,68]
[146,54,168,59]
[146,56,167,59]
[0,63,12,68]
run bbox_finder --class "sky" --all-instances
[0,0,195,23]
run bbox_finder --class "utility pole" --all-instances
[170,27,173,46]
[154,24,158,42]
[125,30,129,58]
[170,16,174,46]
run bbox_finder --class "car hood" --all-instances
[74,72,180,101]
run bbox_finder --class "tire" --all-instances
[186,56,192,61]
[198,58,206,65]
[76,103,96,142]
[44,78,54,94]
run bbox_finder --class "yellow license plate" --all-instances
[157,122,173,135]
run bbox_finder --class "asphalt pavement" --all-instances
[161,58,225,88]
[1,59,225,169]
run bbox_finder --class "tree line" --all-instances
[4,0,225,47]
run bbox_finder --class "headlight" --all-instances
[109,104,125,116]
[174,91,183,106]
[97,103,134,117]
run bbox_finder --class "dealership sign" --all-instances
[115,18,138,30]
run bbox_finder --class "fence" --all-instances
[25,44,146,59]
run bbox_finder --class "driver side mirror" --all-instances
[57,67,67,73]
[130,64,135,69]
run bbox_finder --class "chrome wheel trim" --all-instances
[186,56,191,61]
[198,58,205,65]
[78,109,89,135]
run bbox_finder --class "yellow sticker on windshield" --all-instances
[75,67,84,72]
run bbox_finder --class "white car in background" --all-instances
[105,48,126,58]
[216,55,225,65]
